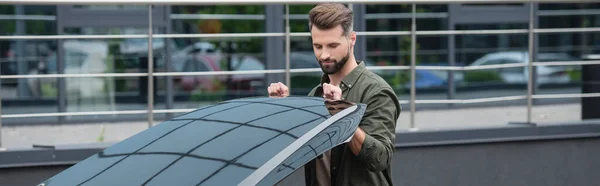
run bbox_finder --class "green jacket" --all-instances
[304,61,401,186]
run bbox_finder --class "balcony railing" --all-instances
[1,0,599,147]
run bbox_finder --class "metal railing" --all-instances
[0,0,598,5]
[1,0,600,147]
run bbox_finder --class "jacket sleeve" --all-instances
[356,87,400,172]
[307,86,322,97]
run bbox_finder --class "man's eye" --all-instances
[314,46,322,49]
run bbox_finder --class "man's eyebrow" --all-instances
[314,42,341,45]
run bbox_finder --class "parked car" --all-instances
[37,96,365,186]
[178,51,398,94]
[467,51,576,84]
[176,54,265,93]
[170,41,223,71]
[176,55,223,92]
[399,62,467,89]
[408,70,451,89]
[290,53,468,89]
[227,55,267,93]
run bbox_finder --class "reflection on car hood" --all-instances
[38,96,366,186]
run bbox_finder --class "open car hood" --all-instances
[38,96,366,186]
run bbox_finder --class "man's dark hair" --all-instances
[308,3,354,36]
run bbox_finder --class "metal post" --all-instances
[352,4,367,63]
[447,12,456,107]
[147,4,155,128]
[57,6,66,123]
[264,5,285,89]
[285,4,291,88]
[0,50,3,148]
[165,6,173,119]
[409,4,417,130]
[532,3,539,105]
[526,2,535,124]
[16,5,30,98]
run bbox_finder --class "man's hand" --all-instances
[322,83,342,101]
[267,82,290,98]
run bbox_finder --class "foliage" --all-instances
[289,5,315,14]
[41,83,57,98]
[291,74,321,89]
[568,69,581,81]
[190,78,226,102]
[190,89,226,102]
[96,125,105,142]
[0,5,14,14]
[464,71,503,83]
[383,35,420,92]
[289,5,315,32]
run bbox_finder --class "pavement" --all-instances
[0,102,582,149]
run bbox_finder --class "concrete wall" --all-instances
[0,165,71,186]
[393,137,600,186]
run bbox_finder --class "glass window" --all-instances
[72,5,146,10]
[462,3,525,7]
[65,50,88,68]
[171,5,265,34]
[290,53,319,69]
[539,3,600,10]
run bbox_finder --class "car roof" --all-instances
[478,51,526,61]
[39,97,365,186]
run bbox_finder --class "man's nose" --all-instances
[320,51,331,61]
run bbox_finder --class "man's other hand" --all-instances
[322,83,342,101]
[268,82,290,98]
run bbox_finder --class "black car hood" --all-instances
[39,96,366,186]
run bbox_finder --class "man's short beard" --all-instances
[318,49,350,75]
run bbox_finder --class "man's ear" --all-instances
[350,31,357,46]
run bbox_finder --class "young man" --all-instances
[267,3,401,186]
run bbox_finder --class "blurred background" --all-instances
[0,2,599,148]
